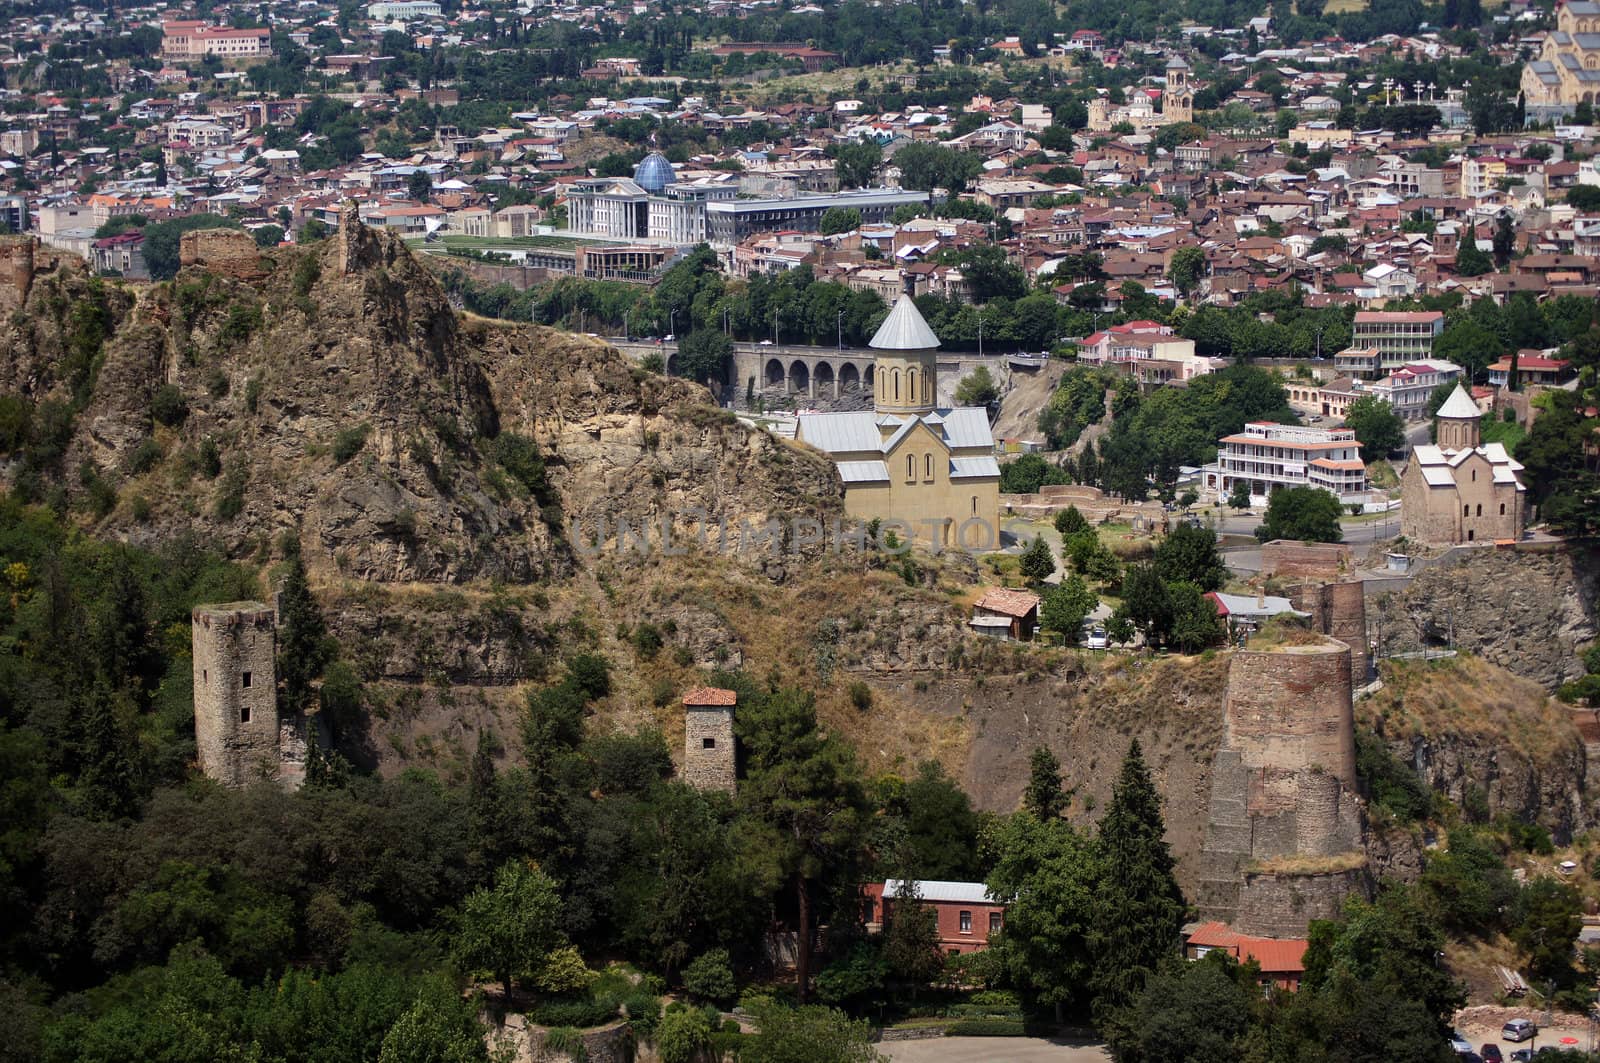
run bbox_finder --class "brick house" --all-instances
[1182,921,1308,991]
[862,880,1005,955]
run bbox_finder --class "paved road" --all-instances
[883,1036,1110,1062]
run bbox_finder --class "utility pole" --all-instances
[837,308,845,352]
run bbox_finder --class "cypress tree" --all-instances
[1023,746,1068,820]
[1088,740,1186,1024]
[277,542,331,714]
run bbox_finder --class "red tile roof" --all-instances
[974,589,1042,618]
[1186,921,1308,973]
[683,686,737,707]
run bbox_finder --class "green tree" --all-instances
[1040,574,1097,641]
[656,1005,714,1063]
[739,688,872,1001]
[1255,486,1344,543]
[832,140,882,189]
[883,881,944,990]
[741,1000,885,1063]
[1168,581,1225,654]
[818,207,863,236]
[986,811,1097,1021]
[407,169,432,203]
[1054,505,1089,537]
[1119,563,1175,647]
[451,859,565,997]
[1018,535,1056,584]
[954,365,999,407]
[1151,523,1226,591]
[1023,746,1068,820]
[673,329,733,386]
[1088,740,1186,1022]
[1107,952,1256,1062]
[1227,480,1252,511]
[1168,246,1207,300]
[1434,320,1502,383]
[897,760,981,880]
[1343,395,1406,462]
[1455,236,1493,277]
[251,224,284,248]
[277,544,332,715]
[378,984,488,1063]
[682,948,737,1005]
[1511,877,1583,986]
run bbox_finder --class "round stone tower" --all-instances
[192,602,280,787]
[871,293,940,417]
[1435,383,1482,451]
[1222,639,1356,795]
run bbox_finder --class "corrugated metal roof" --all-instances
[837,460,889,483]
[883,879,999,904]
[940,408,995,449]
[870,294,941,351]
[796,412,881,453]
[950,456,1001,479]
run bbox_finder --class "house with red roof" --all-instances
[1183,921,1309,990]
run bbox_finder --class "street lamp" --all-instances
[836,308,846,352]
[977,311,986,358]
[670,307,679,339]
[723,306,732,336]
[772,306,781,346]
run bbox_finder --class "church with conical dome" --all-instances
[1400,384,1527,544]
[795,295,1001,549]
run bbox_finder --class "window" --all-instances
[906,454,915,481]
[1476,504,1482,517]
[1463,504,1470,517]
[959,910,973,933]
[702,737,716,749]
[893,370,900,401]
[924,454,933,479]
[971,495,978,515]
[202,669,208,686]
[241,671,252,689]
[1500,503,1506,515]
[240,704,251,724]
[989,912,1002,933]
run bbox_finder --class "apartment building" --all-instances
[161,22,271,60]
[1204,422,1370,506]
[1365,360,1463,421]
[1349,311,1445,375]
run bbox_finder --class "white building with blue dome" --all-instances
[565,152,736,245]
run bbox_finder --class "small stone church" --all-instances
[1400,384,1527,544]
[795,293,1000,548]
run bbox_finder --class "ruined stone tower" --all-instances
[1290,580,1370,682]
[1196,636,1367,938]
[192,602,281,787]
[682,686,736,793]
[0,234,37,310]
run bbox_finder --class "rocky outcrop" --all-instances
[1371,544,1600,689]
[0,216,841,584]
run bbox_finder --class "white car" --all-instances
[1085,627,1108,650]
[758,339,774,345]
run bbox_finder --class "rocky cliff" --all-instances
[1370,545,1600,689]
[0,216,840,584]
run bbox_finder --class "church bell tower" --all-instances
[871,290,941,418]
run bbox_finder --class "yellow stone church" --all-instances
[796,294,1001,549]
[1522,0,1600,107]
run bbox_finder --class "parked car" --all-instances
[1449,1032,1474,1053]
[1503,1019,1537,1043]
[1481,1045,1504,1063]
[1509,1050,1534,1062]
[1085,627,1108,650]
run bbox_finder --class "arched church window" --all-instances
[906,454,914,480]
[925,454,932,479]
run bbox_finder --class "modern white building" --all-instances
[1363,360,1463,422]
[366,0,442,17]
[1203,422,1370,507]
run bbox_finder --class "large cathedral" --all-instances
[795,295,1001,549]
[1522,0,1600,108]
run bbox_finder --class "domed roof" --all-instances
[1436,383,1480,420]
[633,152,674,194]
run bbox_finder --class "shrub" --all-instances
[847,680,872,711]
[621,990,661,1039]
[632,622,663,661]
[215,463,247,519]
[493,432,549,499]
[536,946,597,995]
[150,383,189,427]
[944,1018,1027,1036]
[656,1005,713,1063]
[126,437,163,475]
[542,1027,588,1062]
[198,437,222,479]
[217,302,263,346]
[204,366,230,398]
[682,948,737,1005]
[526,998,616,1028]
[332,424,370,464]
[244,375,263,413]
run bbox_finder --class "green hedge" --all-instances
[709,1030,744,1059]
[944,1018,1027,1037]
[526,998,618,1028]
[945,1003,1024,1019]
